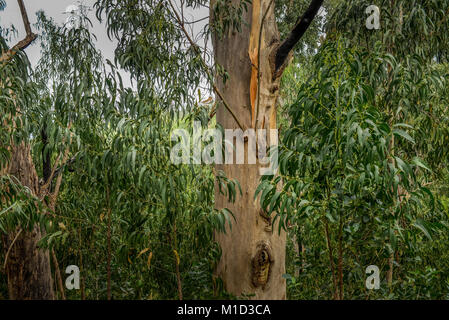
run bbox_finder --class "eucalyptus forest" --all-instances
[0,0,448,301]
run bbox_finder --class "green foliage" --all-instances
[1,0,449,301]
[0,5,238,299]
[259,0,449,298]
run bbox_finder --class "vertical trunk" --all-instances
[2,226,54,300]
[292,227,305,277]
[0,0,53,300]
[52,248,66,300]
[292,232,300,278]
[1,143,54,300]
[212,0,286,299]
[106,186,112,300]
[324,218,339,300]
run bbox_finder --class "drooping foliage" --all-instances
[1,0,449,300]
[1,3,239,299]
[258,0,449,299]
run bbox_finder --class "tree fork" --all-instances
[211,0,323,299]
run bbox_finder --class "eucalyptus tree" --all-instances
[210,0,325,299]
[0,0,238,299]
[93,0,326,299]
[3,0,446,301]
[0,0,55,299]
[328,0,449,292]
[0,0,113,299]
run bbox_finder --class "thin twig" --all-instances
[51,248,66,300]
[173,222,183,300]
[49,146,70,209]
[0,0,37,64]
[3,228,22,270]
[323,218,339,300]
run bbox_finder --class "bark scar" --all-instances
[251,241,274,289]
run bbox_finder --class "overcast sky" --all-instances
[1,0,209,90]
[1,0,116,65]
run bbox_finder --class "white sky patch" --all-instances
[1,0,209,93]
[63,4,80,28]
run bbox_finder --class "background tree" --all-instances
[0,0,54,300]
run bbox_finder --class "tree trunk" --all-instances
[212,0,286,299]
[1,142,55,300]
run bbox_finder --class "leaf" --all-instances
[138,166,147,185]
[131,148,136,171]
[412,158,431,172]
[137,248,150,258]
[393,123,413,130]
[420,186,435,208]
[222,207,235,230]
[393,129,415,144]
[0,203,16,217]
[269,191,281,213]
[413,219,433,241]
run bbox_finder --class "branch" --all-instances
[183,16,209,25]
[3,228,22,271]
[40,124,74,201]
[51,154,77,181]
[274,0,324,72]
[0,0,37,64]
[39,153,62,196]
[50,146,70,210]
[17,0,32,35]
